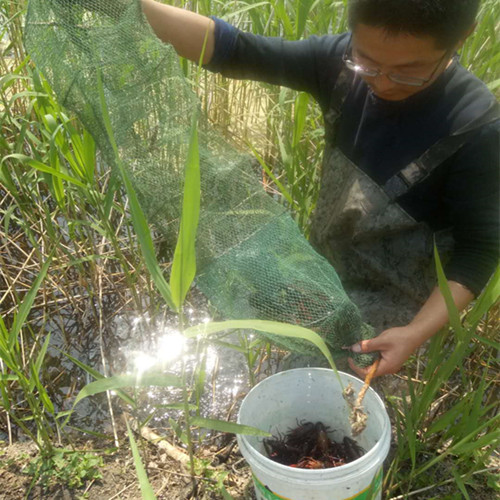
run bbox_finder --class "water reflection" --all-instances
[157,330,186,362]
[36,288,274,436]
[115,307,255,428]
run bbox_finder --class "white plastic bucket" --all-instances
[237,368,390,500]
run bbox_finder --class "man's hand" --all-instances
[348,281,474,378]
[347,326,421,377]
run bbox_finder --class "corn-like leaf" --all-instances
[48,140,66,207]
[170,115,200,310]
[434,245,464,336]
[61,350,136,408]
[425,397,470,436]
[155,403,197,411]
[452,426,500,455]
[33,333,51,383]
[452,470,471,500]
[126,420,157,500]
[415,414,500,476]
[466,264,500,329]
[402,391,417,468]
[73,372,183,407]
[295,0,315,40]
[224,2,270,22]
[292,92,309,149]
[273,0,294,38]
[30,363,55,415]
[10,252,53,350]
[183,319,339,379]
[96,67,176,311]
[28,333,51,393]
[2,154,87,188]
[81,128,96,183]
[190,416,271,437]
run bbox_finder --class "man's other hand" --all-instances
[347,326,421,378]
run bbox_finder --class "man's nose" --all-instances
[370,73,398,94]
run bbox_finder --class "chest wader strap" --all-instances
[383,99,500,202]
[325,67,355,131]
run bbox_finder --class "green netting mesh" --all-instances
[25,0,376,365]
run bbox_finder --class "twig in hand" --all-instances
[344,358,381,436]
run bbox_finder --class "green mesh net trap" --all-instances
[25,0,376,365]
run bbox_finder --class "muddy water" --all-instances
[111,305,254,427]
[41,288,271,439]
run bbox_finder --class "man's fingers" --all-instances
[348,357,369,377]
[350,339,373,353]
[348,357,393,378]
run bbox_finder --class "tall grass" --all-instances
[384,255,499,497]
[1,0,164,479]
[1,0,499,497]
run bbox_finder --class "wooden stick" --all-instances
[346,358,381,436]
[124,413,190,467]
[355,358,381,407]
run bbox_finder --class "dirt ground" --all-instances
[0,437,256,500]
[2,437,497,500]
[0,373,497,499]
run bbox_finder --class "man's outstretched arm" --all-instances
[348,281,474,377]
[76,0,216,63]
[141,0,215,64]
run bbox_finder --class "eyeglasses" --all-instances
[342,35,450,87]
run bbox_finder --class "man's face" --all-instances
[351,24,453,101]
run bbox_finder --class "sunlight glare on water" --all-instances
[113,308,256,423]
[157,329,187,363]
[131,352,156,376]
[123,311,220,374]
[126,324,188,373]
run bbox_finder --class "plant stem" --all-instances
[179,312,196,482]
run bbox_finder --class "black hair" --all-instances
[348,0,480,49]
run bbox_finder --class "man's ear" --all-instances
[456,22,477,50]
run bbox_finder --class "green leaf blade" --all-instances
[73,373,183,407]
[170,116,201,310]
[190,416,271,437]
[126,421,157,500]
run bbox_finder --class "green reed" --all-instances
[0,255,56,456]
[1,0,499,497]
[2,0,163,486]
[384,257,499,498]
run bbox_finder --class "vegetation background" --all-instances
[1,0,499,498]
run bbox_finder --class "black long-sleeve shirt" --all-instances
[205,19,499,295]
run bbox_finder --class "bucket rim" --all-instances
[237,368,391,479]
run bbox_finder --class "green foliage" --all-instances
[126,421,157,500]
[72,372,183,407]
[184,319,340,379]
[384,253,500,497]
[0,254,57,457]
[26,449,103,489]
[190,416,271,437]
[1,1,499,498]
[170,115,201,310]
[96,65,177,311]
[194,457,234,499]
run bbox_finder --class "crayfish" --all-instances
[263,420,365,469]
